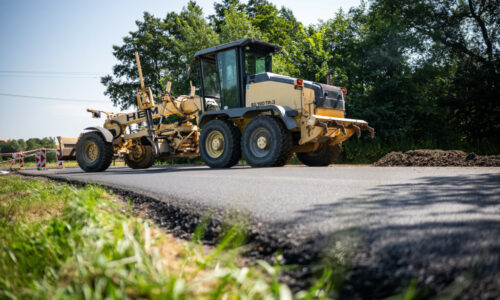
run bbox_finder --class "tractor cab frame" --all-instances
[195,38,281,112]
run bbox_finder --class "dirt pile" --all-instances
[375,149,500,167]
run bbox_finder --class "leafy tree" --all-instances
[210,0,246,32]
[319,5,429,141]
[40,137,56,149]
[16,139,26,151]
[370,0,500,143]
[26,138,42,150]
[219,5,263,43]
[279,26,332,82]
[102,2,218,109]
[0,140,20,155]
[245,0,280,40]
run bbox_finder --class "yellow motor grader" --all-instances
[60,38,373,171]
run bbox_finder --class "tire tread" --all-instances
[124,145,155,169]
[242,115,292,167]
[272,118,293,167]
[200,119,241,168]
[76,131,114,172]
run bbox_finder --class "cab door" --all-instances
[200,58,221,111]
[216,49,241,109]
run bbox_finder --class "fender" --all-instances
[140,135,161,158]
[84,126,114,143]
[199,105,298,129]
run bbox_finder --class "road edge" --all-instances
[17,170,331,289]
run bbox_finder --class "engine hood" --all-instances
[246,72,345,110]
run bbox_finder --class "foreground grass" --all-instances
[0,176,332,299]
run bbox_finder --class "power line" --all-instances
[0,70,105,75]
[0,70,106,79]
[0,74,101,79]
[0,92,109,103]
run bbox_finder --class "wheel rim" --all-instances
[83,141,99,163]
[205,130,225,158]
[128,145,145,162]
[248,127,271,158]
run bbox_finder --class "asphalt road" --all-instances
[20,165,500,298]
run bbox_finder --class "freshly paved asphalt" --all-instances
[19,165,500,298]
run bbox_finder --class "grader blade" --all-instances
[313,115,375,139]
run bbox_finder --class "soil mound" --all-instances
[374,149,500,167]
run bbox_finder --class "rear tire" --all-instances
[200,119,241,168]
[242,116,292,167]
[124,144,155,169]
[76,131,114,172]
[297,143,342,166]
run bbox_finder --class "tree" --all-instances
[371,0,500,143]
[26,138,42,150]
[16,139,26,151]
[210,0,246,32]
[278,26,332,82]
[219,5,263,43]
[102,1,218,109]
[0,140,20,155]
[245,0,280,40]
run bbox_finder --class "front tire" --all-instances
[200,119,241,168]
[76,131,114,172]
[242,116,292,167]
[124,144,155,169]
[297,143,342,166]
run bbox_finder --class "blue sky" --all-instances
[0,0,360,140]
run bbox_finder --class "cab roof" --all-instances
[194,38,281,59]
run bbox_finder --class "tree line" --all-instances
[102,0,499,162]
[0,138,57,162]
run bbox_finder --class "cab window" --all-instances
[245,52,266,75]
[201,58,220,111]
[216,49,239,109]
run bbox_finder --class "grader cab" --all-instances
[62,38,373,172]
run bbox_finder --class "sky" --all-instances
[0,0,360,140]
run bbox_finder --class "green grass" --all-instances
[0,176,335,299]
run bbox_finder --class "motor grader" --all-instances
[60,38,373,171]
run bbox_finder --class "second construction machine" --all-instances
[60,38,374,172]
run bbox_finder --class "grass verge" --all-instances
[0,175,332,299]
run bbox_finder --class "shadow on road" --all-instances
[279,173,500,299]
